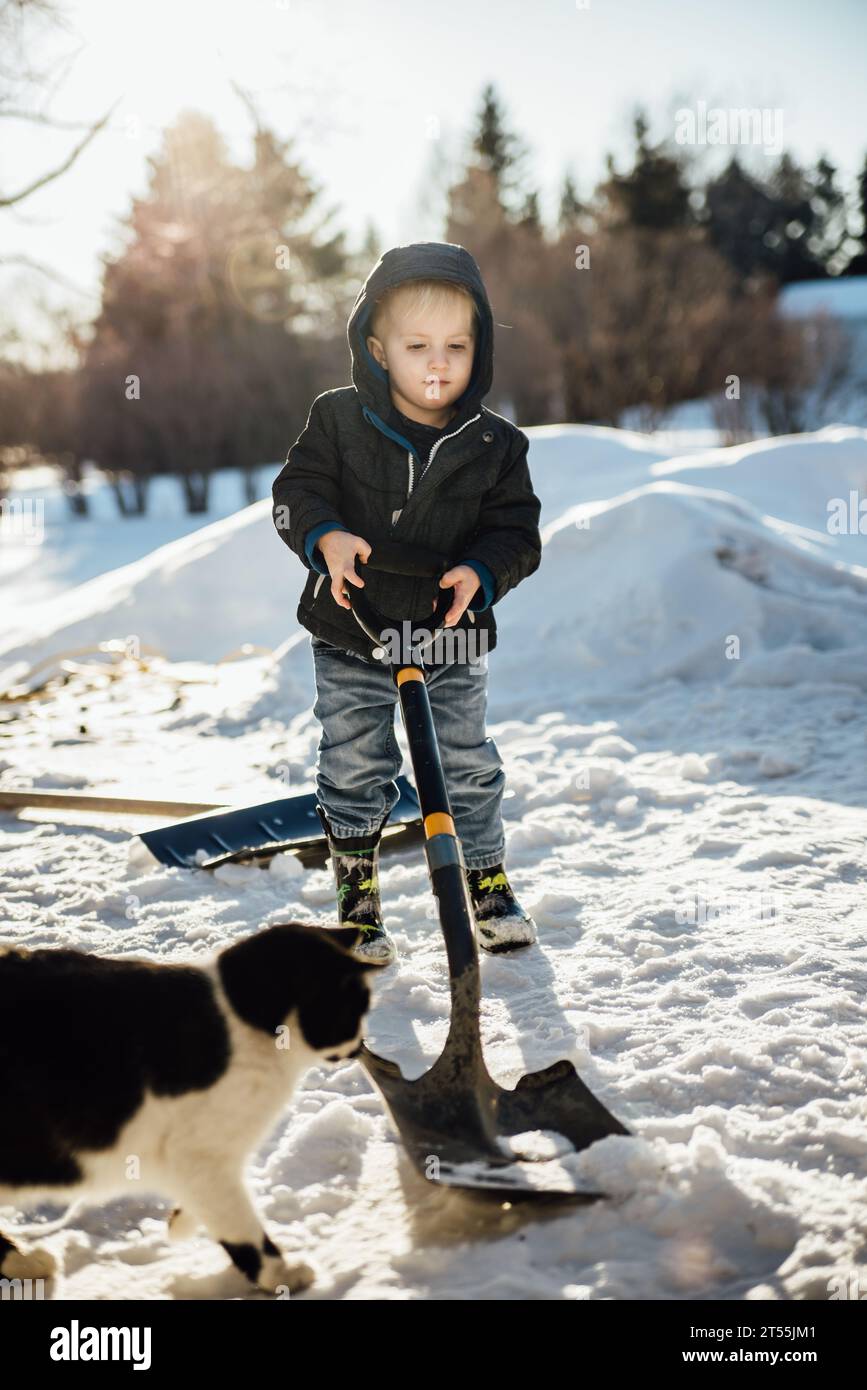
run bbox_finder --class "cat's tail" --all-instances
[3,1199,83,1238]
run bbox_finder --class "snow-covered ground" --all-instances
[0,463,276,657]
[1,423,866,1300]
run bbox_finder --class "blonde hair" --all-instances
[369,278,477,341]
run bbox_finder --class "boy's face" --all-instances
[366,294,476,426]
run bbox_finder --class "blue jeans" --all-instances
[310,636,506,870]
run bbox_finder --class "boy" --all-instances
[272,241,542,965]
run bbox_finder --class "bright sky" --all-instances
[3,0,866,361]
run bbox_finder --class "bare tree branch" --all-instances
[0,105,105,128]
[0,96,121,207]
[0,250,98,297]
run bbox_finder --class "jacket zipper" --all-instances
[424,413,481,474]
[391,412,482,529]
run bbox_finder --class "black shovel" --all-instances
[345,542,631,1200]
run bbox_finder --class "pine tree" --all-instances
[471,83,531,217]
[701,156,777,282]
[518,190,542,232]
[702,151,843,285]
[599,111,692,231]
[843,151,867,275]
[557,172,585,236]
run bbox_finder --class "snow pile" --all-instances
[4,426,867,701]
[0,464,274,645]
[1,499,286,667]
[651,427,867,557]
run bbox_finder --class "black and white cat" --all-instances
[0,922,372,1295]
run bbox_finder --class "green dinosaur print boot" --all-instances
[465,863,537,953]
[317,810,397,966]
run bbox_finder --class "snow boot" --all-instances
[465,863,537,953]
[316,806,397,966]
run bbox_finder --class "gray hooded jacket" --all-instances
[271,241,542,663]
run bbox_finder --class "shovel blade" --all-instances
[494,1058,631,1152]
[359,1043,623,1201]
[139,775,421,868]
[359,1043,505,1171]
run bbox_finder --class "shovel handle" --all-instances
[361,539,452,579]
[345,585,454,666]
[345,542,481,1020]
[343,538,456,667]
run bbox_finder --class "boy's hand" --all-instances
[317,529,372,610]
[433,565,480,626]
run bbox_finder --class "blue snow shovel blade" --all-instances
[139,775,422,869]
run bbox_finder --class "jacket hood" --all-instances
[346,241,494,432]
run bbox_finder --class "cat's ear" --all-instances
[324,926,362,954]
[319,927,376,977]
